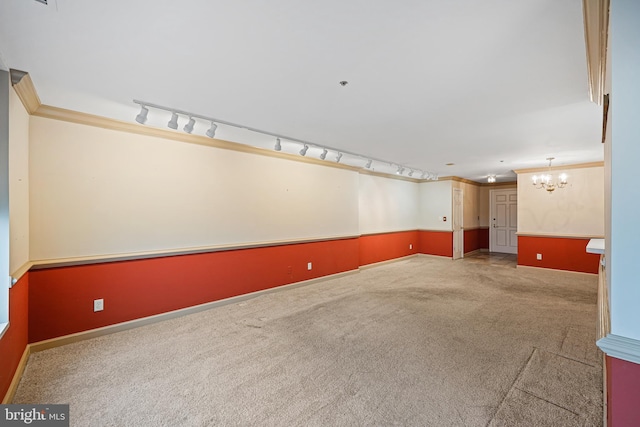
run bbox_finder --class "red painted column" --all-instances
[607,356,640,426]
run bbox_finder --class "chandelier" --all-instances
[532,157,568,192]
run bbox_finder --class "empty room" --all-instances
[1,0,639,426]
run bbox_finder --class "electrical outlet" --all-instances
[307,262,312,270]
[409,244,413,250]
[94,299,104,312]
[536,253,542,261]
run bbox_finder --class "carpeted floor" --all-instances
[13,256,602,426]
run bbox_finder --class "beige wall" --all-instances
[8,87,29,274]
[358,174,419,234]
[517,166,604,236]
[29,117,360,261]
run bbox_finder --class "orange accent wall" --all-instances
[463,228,489,254]
[28,239,359,343]
[517,236,600,274]
[359,231,419,266]
[607,356,640,426]
[0,273,29,401]
[418,230,453,257]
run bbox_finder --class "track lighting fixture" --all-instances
[167,112,179,130]
[206,122,218,138]
[487,175,496,183]
[183,117,196,134]
[132,99,438,180]
[135,105,149,124]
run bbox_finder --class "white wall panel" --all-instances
[358,174,419,234]
[418,180,452,231]
[29,117,359,260]
[8,87,29,274]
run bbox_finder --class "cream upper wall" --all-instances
[418,180,452,231]
[358,173,419,234]
[8,87,29,274]
[517,166,604,236]
[29,116,360,261]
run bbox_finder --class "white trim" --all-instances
[0,321,7,340]
[597,334,640,365]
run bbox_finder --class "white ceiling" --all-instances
[0,0,603,182]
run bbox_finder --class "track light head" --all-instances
[206,122,218,138]
[320,149,328,160]
[135,105,149,124]
[300,144,309,156]
[408,170,414,177]
[396,166,404,175]
[336,153,343,163]
[167,112,179,130]
[274,138,282,151]
[365,159,372,169]
[183,117,196,134]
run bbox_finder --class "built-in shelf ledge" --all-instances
[586,238,605,255]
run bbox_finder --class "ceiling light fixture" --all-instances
[487,175,496,183]
[206,122,218,138]
[532,157,568,193]
[183,117,196,134]
[135,105,149,124]
[167,112,179,130]
[408,170,414,177]
[132,99,438,180]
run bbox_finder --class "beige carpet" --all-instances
[13,256,602,426]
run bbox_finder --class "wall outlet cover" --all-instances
[94,299,104,312]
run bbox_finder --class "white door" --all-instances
[453,188,463,259]
[490,189,517,254]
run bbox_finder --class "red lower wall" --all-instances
[359,231,419,266]
[0,273,29,402]
[418,230,453,257]
[28,239,359,343]
[607,356,640,426]
[517,236,600,274]
[463,228,489,254]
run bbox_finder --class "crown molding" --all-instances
[437,176,517,187]
[597,334,640,365]
[9,69,41,114]
[582,0,610,105]
[513,161,604,174]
